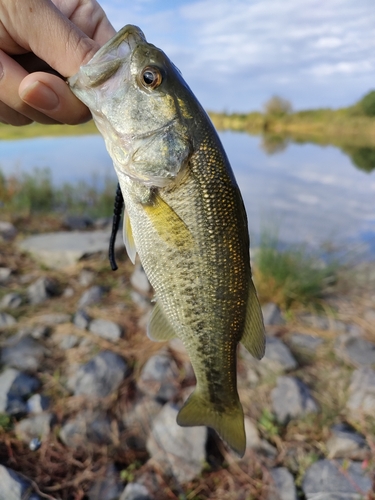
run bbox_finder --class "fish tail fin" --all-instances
[176,389,246,457]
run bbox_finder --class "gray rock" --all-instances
[18,230,123,269]
[63,286,75,297]
[245,418,277,457]
[138,351,179,402]
[302,459,372,499]
[87,463,123,500]
[73,309,91,330]
[63,215,93,230]
[131,290,151,311]
[122,398,163,450]
[346,367,375,416]
[268,467,297,500]
[35,313,71,325]
[263,337,298,372]
[15,412,53,443]
[262,303,285,326]
[0,312,16,328]
[335,334,375,367]
[78,285,105,307]
[326,423,369,460]
[288,333,324,354]
[68,350,128,398]
[300,313,347,332]
[130,264,151,294]
[1,336,45,372]
[271,376,318,424]
[78,268,96,286]
[18,325,50,340]
[120,483,152,500]
[0,293,22,310]
[26,394,50,414]
[0,368,40,414]
[0,465,40,500]
[0,221,17,241]
[27,277,59,304]
[147,403,207,483]
[0,267,12,284]
[89,318,123,341]
[53,332,80,350]
[59,410,113,448]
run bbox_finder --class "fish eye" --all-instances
[141,66,162,89]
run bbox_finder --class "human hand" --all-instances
[0,0,116,126]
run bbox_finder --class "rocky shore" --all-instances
[0,217,374,500]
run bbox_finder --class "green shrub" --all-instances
[359,90,375,117]
[264,95,292,116]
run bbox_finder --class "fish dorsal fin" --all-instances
[241,279,266,360]
[143,193,194,249]
[147,301,176,342]
[123,209,137,264]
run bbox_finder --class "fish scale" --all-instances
[68,24,265,457]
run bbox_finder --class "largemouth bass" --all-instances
[68,25,265,457]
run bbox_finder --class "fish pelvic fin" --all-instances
[241,279,266,360]
[123,208,137,264]
[147,301,176,342]
[176,389,246,457]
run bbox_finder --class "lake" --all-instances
[1,132,374,259]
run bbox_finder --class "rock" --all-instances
[78,285,105,307]
[300,313,347,332]
[262,303,285,326]
[68,350,128,398]
[271,376,318,424]
[130,264,151,294]
[268,467,297,500]
[52,332,81,350]
[131,290,151,311]
[78,268,96,286]
[63,286,75,297]
[263,337,298,372]
[245,418,277,457]
[120,483,152,500]
[326,423,370,460]
[147,403,207,483]
[15,412,54,443]
[27,277,59,305]
[0,221,17,240]
[346,367,375,416]
[1,336,45,372]
[18,325,50,340]
[335,334,375,367]
[0,267,12,284]
[302,459,372,499]
[89,318,123,341]
[59,410,113,448]
[138,351,179,402]
[18,230,123,269]
[122,398,163,450]
[88,463,123,500]
[63,215,93,230]
[26,394,50,414]
[0,465,40,500]
[288,332,324,354]
[0,293,23,310]
[73,309,91,330]
[34,313,71,325]
[0,368,40,414]
[0,312,16,328]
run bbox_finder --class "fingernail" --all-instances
[0,61,3,80]
[20,81,59,111]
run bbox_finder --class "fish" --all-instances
[68,25,265,457]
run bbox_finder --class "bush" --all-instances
[358,90,375,117]
[264,95,293,116]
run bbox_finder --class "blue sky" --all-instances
[100,0,374,112]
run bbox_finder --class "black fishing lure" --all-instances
[108,183,124,271]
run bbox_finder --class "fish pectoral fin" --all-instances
[147,302,176,342]
[177,390,246,457]
[241,279,266,360]
[143,192,194,249]
[123,208,137,264]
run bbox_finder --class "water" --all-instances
[1,132,374,258]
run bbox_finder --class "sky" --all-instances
[99,0,375,112]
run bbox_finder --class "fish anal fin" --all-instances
[123,208,137,264]
[241,279,266,360]
[147,302,176,342]
[176,389,246,457]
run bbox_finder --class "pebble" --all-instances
[335,334,375,367]
[271,376,318,424]
[0,292,23,310]
[0,267,12,284]
[53,332,81,350]
[78,285,106,307]
[73,309,91,330]
[0,465,40,500]
[130,263,151,294]
[288,332,324,354]
[67,350,128,398]
[146,403,207,483]
[268,467,297,500]
[89,318,123,341]
[59,410,113,448]
[245,418,277,457]
[131,290,151,311]
[138,351,179,402]
[27,277,59,305]
[346,367,375,416]
[0,368,40,414]
[15,412,54,443]
[299,313,347,332]
[78,268,96,286]
[262,303,285,326]
[35,312,71,325]
[263,337,298,372]
[326,423,370,460]
[302,459,372,499]
[0,312,16,328]
[0,221,17,240]
[87,463,123,500]
[1,335,45,372]
[26,394,50,414]
[120,483,152,500]
[122,398,163,450]
[18,325,50,340]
